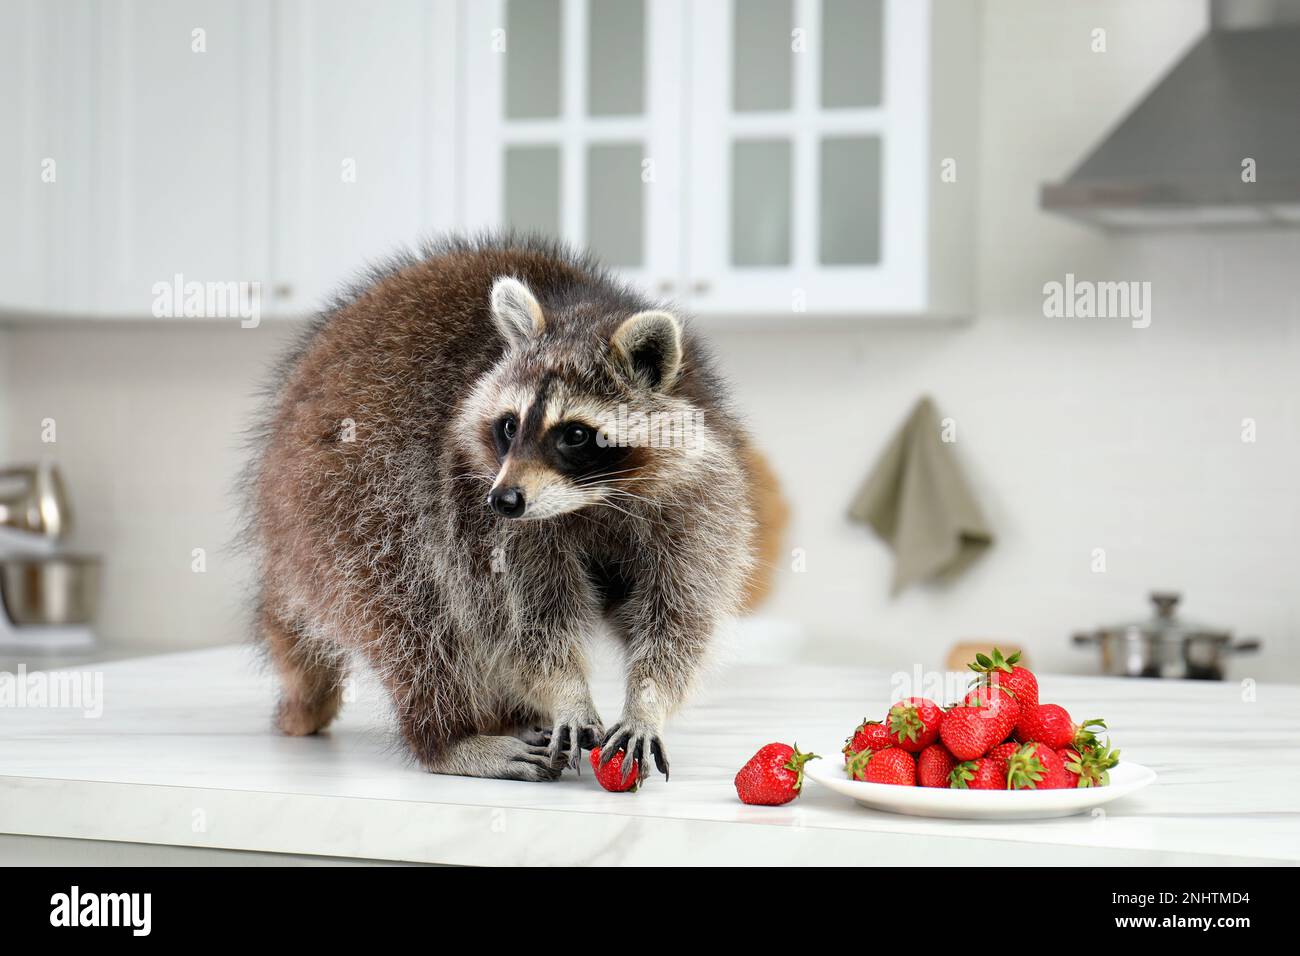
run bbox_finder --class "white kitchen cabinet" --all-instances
[270,0,458,314]
[0,0,98,315]
[461,0,977,319]
[0,0,975,322]
[461,0,685,296]
[686,0,977,317]
[92,0,273,317]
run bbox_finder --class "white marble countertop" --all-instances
[1,646,1297,865]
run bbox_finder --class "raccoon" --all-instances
[248,235,756,783]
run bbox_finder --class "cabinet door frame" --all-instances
[461,0,685,296]
[686,0,929,317]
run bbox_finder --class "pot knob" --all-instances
[1150,591,1181,619]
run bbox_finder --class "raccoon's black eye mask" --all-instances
[492,411,630,479]
[552,421,633,482]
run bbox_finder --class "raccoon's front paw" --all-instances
[540,711,604,771]
[599,720,670,783]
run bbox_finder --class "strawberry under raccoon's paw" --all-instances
[599,719,670,783]
[426,734,565,782]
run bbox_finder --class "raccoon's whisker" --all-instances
[576,467,642,483]
[600,488,658,507]
[589,499,650,523]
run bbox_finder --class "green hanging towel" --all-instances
[848,396,993,595]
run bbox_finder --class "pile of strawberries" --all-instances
[842,649,1120,791]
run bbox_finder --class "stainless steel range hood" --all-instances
[1041,0,1300,230]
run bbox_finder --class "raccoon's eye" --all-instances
[496,415,518,444]
[559,424,591,449]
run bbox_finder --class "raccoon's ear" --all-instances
[611,310,683,389]
[490,276,546,347]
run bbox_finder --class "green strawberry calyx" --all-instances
[1071,717,1108,751]
[967,647,1022,676]
[783,744,820,792]
[1006,743,1046,790]
[949,761,977,789]
[888,702,926,744]
[844,747,874,781]
[1064,739,1120,788]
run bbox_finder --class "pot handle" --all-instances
[1230,637,1262,654]
[1072,632,1100,647]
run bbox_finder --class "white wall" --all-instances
[2,1,1297,680]
[1,322,302,648]
[711,0,1300,680]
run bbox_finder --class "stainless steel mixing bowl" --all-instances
[0,555,101,626]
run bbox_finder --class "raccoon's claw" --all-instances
[505,742,564,782]
[545,717,604,772]
[599,722,670,783]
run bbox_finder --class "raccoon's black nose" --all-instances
[489,487,526,518]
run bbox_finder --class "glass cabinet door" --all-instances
[687,0,927,315]
[462,0,684,293]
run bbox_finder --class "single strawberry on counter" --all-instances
[967,647,1038,710]
[735,743,819,806]
[1007,742,1072,790]
[1017,706,1107,752]
[917,743,957,788]
[843,718,894,761]
[590,747,640,792]
[940,685,1021,760]
[846,746,915,786]
[887,697,945,753]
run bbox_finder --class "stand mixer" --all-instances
[0,463,99,651]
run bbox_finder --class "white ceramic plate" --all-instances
[805,753,1156,820]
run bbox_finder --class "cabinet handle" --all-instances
[691,279,711,295]
[273,284,293,300]
[657,279,675,294]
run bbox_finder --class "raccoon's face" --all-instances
[460,276,696,521]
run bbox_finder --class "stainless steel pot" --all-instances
[0,555,101,626]
[1072,592,1260,680]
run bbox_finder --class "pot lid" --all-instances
[1099,592,1232,641]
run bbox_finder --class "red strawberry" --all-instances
[590,747,640,792]
[843,718,894,760]
[887,697,944,753]
[950,740,1018,790]
[849,747,915,786]
[967,647,1039,710]
[941,685,1021,760]
[1060,740,1121,788]
[917,743,957,788]
[1018,706,1107,751]
[734,743,819,806]
[986,741,1020,767]
[949,757,1004,789]
[1007,742,1072,790]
